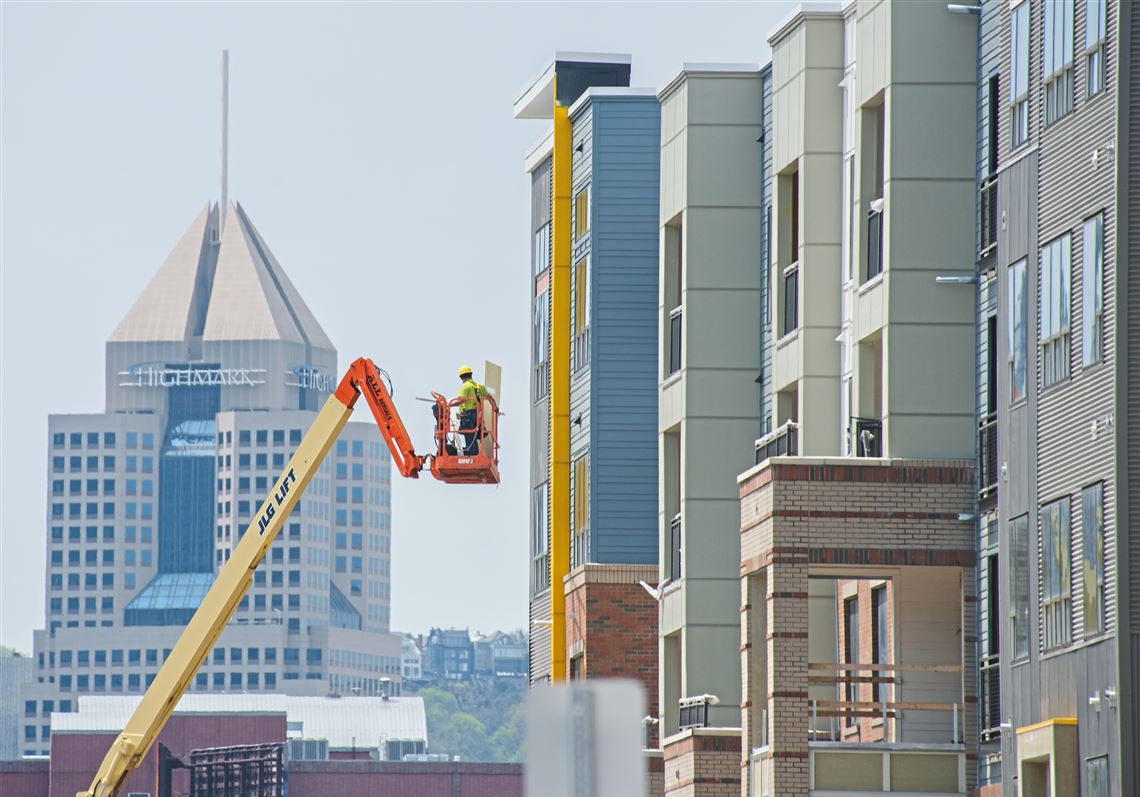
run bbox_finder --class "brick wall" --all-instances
[738,457,977,797]
[563,564,659,745]
[663,728,742,797]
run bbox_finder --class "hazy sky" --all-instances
[0,0,797,652]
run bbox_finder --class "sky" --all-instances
[0,0,798,652]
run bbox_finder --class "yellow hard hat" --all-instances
[458,364,473,377]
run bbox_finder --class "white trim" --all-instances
[767,3,845,46]
[658,61,768,101]
[568,86,657,118]
[524,128,554,174]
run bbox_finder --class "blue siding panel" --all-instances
[588,95,661,565]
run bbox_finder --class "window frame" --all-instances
[1039,234,1072,388]
[1010,514,1030,659]
[1042,0,1074,125]
[573,256,590,371]
[571,454,589,569]
[1008,259,1029,403]
[1084,0,1106,97]
[574,185,589,241]
[1040,496,1073,650]
[1081,482,1105,636]
[1082,213,1104,366]
[1010,1,1031,148]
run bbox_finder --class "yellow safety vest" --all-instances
[458,381,484,411]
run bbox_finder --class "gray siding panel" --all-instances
[759,65,773,436]
[590,96,661,564]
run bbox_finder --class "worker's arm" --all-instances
[78,358,425,797]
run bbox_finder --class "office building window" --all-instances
[1010,515,1030,658]
[574,257,590,370]
[1009,259,1028,402]
[1043,0,1074,123]
[1085,0,1106,96]
[1010,1,1030,146]
[1087,756,1108,797]
[574,185,589,240]
[1040,234,1072,386]
[1082,213,1104,365]
[1081,483,1105,635]
[1041,496,1072,649]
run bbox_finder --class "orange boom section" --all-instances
[333,357,500,485]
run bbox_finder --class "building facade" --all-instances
[975,0,1138,793]
[1,651,33,761]
[20,201,402,758]
[657,63,771,738]
[515,54,661,696]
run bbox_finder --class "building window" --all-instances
[843,596,859,725]
[665,218,683,376]
[571,454,589,569]
[1010,514,1030,659]
[1082,213,1104,366]
[574,185,589,241]
[534,222,551,275]
[532,482,549,592]
[1087,756,1108,797]
[534,288,549,401]
[1081,483,1105,635]
[1009,259,1028,403]
[1040,234,1072,387]
[574,257,590,370]
[783,265,799,336]
[871,586,888,703]
[1043,0,1074,124]
[1085,0,1106,96]
[1010,1,1030,147]
[1041,496,1072,650]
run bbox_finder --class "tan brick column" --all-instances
[766,552,809,797]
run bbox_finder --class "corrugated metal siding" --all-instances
[590,96,661,564]
[570,106,593,564]
[528,591,551,684]
[759,66,773,436]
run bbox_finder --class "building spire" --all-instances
[220,49,229,235]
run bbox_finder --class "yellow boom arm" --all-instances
[79,357,447,797]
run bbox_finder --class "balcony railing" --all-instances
[851,417,882,458]
[978,412,998,498]
[979,653,1001,742]
[866,205,884,280]
[669,513,681,583]
[668,306,682,375]
[979,175,998,259]
[755,421,798,465]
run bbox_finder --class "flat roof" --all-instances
[767,2,845,46]
[568,86,657,118]
[524,128,554,174]
[512,52,632,119]
[658,62,764,101]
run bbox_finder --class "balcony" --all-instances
[850,417,882,458]
[978,412,998,499]
[678,694,717,730]
[979,654,1001,742]
[979,176,998,260]
[755,421,798,465]
[866,205,884,280]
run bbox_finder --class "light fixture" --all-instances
[1091,142,1115,169]
[574,142,584,153]
[639,579,669,601]
[956,512,978,522]
[936,275,980,285]
[947,3,981,14]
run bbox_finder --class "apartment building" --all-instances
[733,4,980,796]
[656,63,771,744]
[514,55,660,703]
[974,0,1138,794]
[19,201,402,758]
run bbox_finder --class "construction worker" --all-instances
[456,365,485,455]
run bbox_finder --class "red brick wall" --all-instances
[289,761,522,797]
[0,760,49,797]
[564,564,658,745]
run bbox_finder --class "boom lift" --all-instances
[78,357,500,797]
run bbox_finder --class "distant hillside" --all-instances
[406,675,526,762]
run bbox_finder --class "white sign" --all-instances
[119,365,267,388]
[285,365,336,393]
